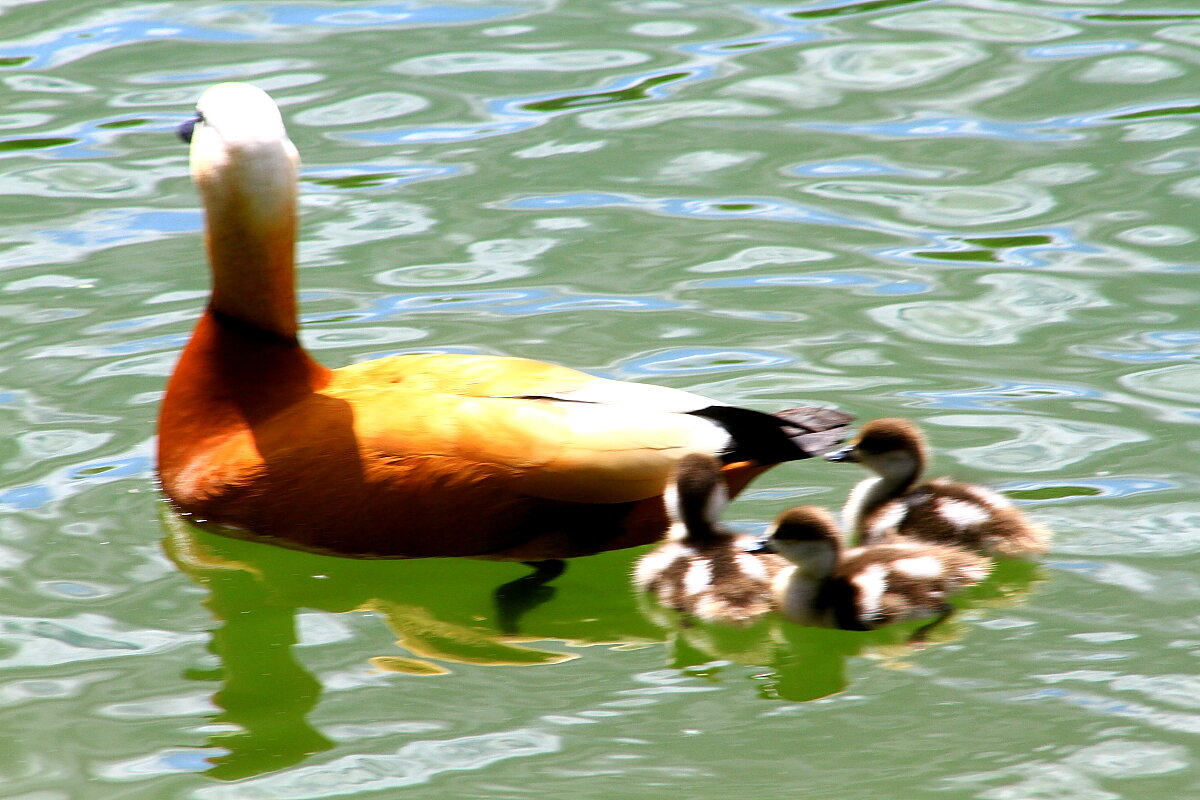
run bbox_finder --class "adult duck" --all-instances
[633,453,786,625]
[157,83,851,560]
[827,418,1050,558]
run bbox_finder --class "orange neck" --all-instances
[197,145,299,339]
[158,310,330,480]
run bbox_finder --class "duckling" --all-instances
[766,505,991,634]
[633,452,786,626]
[827,418,1050,558]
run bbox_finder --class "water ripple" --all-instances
[190,729,561,799]
[617,347,795,377]
[868,274,1108,346]
[0,613,203,668]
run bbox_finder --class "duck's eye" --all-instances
[177,112,203,144]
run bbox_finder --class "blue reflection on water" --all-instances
[0,4,521,71]
[881,227,1098,269]
[807,101,1200,141]
[695,272,930,295]
[1024,41,1141,59]
[509,192,866,230]
[494,67,714,115]
[0,485,53,511]
[792,160,925,177]
[348,68,714,145]
[310,288,684,322]
[304,163,464,189]
[680,31,820,56]
[1090,351,1200,363]
[162,750,224,772]
[805,117,1078,142]
[249,3,520,26]
[346,120,536,145]
[44,209,201,248]
[0,20,252,70]
[69,456,152,481]
[69,332,190,355]
[619,347,795,377]
[901,380,1102,410]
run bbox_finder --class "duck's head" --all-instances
[766,505,841,578]
[825,417,927,482]
[180,83,301,336]
[663,452,729,541]
[181,82,299,227]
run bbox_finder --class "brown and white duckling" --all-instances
[827,418,1050,558]
[766,505,991,633]
[633,452,785,626]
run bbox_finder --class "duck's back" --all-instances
[819,541,990,630]
[635,539,785,625]
[160,328,752,559]
[864,480,1049,557]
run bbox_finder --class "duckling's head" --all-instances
[768,505,841,578]
[183,82,299,223]
[663,452,729,541]
[825,417,927,483]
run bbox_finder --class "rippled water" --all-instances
[2,0,1198,797]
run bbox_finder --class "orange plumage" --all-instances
[157,83,850,560]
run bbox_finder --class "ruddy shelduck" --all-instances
[157,83,851,560]
[826,418,1050,558]
[633,453,787,625]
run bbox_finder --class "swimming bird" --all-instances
[764,505,991,633]
[633,452,787,625]
[157,82,852,560]
[826,418,1050,558]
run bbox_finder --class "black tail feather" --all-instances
[690,405,854,465]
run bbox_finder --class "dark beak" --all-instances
[742,535,777,555]
[824,444,859,463]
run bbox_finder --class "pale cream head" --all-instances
[184,82,301,336]
[768,505,841,579]
[188,82,299,219]
[830,417,927,484]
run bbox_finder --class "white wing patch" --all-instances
[734,552,768,580]
[891,555,944,580]
[960,484,1010,509]
[867,502,906,540]
[936,498,990,529]
[852,563,889,620]
[683,560,714,597]
[633,543,684,589]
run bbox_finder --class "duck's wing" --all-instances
[835,543,991,627]
[328,353,845,504]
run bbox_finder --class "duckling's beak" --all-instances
[742,535,777,555]
[824,444,859,463]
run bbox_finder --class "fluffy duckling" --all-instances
[827,418,1050,558]
[766,505,992,633]
[633,453,785,625]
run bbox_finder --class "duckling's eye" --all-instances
[177,111,204,144]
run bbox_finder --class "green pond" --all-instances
[1,0,1198,797]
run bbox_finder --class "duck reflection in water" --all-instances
[162,512,660,780]
[165,499,1044,781]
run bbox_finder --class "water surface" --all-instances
[1,1,1198,797]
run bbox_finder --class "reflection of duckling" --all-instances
[634,453,785,625]
[767,506,991,634]
[827,418,1050,558]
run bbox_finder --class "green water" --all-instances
[1,0,1198,797]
